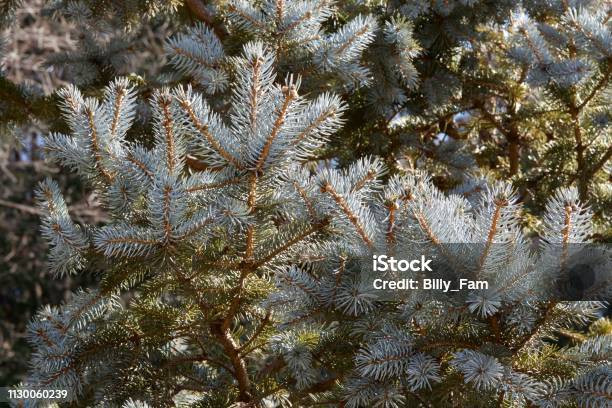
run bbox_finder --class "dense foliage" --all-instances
[0,1,610,407]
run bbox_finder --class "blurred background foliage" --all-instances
[0,0,172,384]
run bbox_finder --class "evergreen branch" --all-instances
[568,144,612,186]
[94,228,158,258]
[328,256,347,306]
[512,301,557,352]
[66,291,105,329]
[167,46,218,69]
[293,103,339,147]
[158,96,177,173]
[22,13,609,403]
[293,181,317,220]
[577,68,610,110]
[85,107,113,183]
[126,152,154,180]
[565,9,611,57]
[322,183,373,248]
[278,0,331,35]
[478,197,508,272]
[277,270,321,300]
[252,219,329,269]
[352,169,377,192]
[162,185,173,242]
[412,209,468,275]
[227,4,266,30]
[170,264,253,394]
[245,173,258,260]
[255,85,297,172]
[238,310,271,355]
[518,27,545,65]
[386,202,397,247]
[177,99,244,169]
[175,210,215,240]
[588,145,612,178]
[477,106,521,175]
[413,211,440,246]
[33,328,55,348]
[210,320,252,402]
[295,374,341,401]
[245,223,256,260]
[41,363,79,387]
[249,56,263,132]
[419,340,477,352]
[45,314,68,336]
[186,176,242,192]
[337,25,370,57]
[185,155,225,172]
[568,95,588,200]
[103,237,158,245]
[109,87,127,141]
[192,336,235,374]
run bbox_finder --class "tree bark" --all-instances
[211,320,252,402]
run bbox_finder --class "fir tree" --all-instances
[24,38,610,408]
[1,1,610,407]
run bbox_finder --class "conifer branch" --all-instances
[293,181,318,220]
[227,4,266,30]
[85,107,113,183]
[322,183,373,248]
[126,153,154,180]
[184,155,225,172]
[252,219,329,269]
[21,7,608,404]
[244,171,259,261]
[178,99,244,169]
[103,237,158,246]
[248,57,263,132]
[478,197,508,272]
[210,320,252,401]
[561,203,574,269]
[386,202,397,247]
[186,177,242,192]
[588,145,612,178]
[168,46,218,68]
[163,185,173,242]
[577,68,610,110]
[277,271,321,300]
[255,85,296,172]
[512,301,557,352]
[413,212,440,246]
[293,108,337,146]
[352,169,377,192]
[159,97,177,173]
[278,0,330,34]
[239,311,271,355]
[336,25,370,56]
[109,87,127,141]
